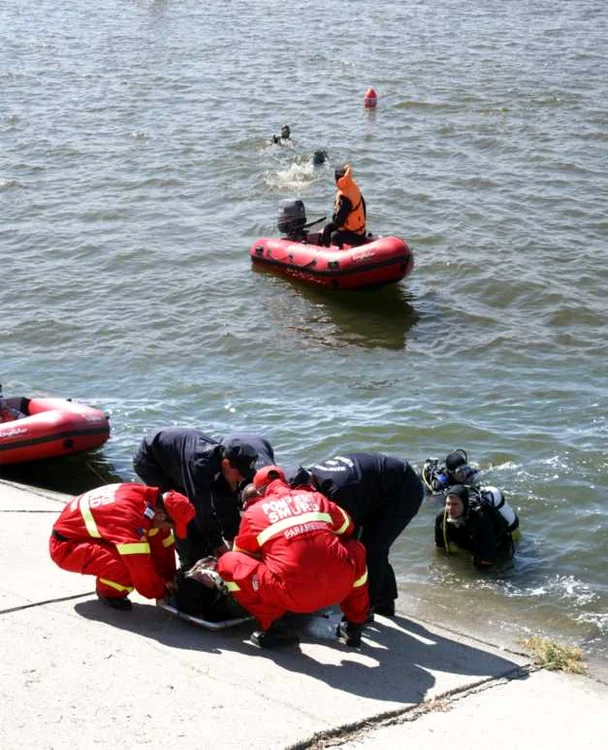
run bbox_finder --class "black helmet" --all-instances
[445,449,468,473]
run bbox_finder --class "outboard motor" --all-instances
[277,199,307,240]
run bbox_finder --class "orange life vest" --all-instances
[334,166,366,235]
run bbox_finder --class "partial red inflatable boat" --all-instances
[0,396,110,466]
[250,233,414,291]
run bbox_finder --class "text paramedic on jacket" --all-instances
[49,483,195,610]
[217,466,370,647]
[321,163,368,248]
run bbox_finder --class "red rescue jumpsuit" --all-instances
[49,483,176,600]
[217,478,369,631]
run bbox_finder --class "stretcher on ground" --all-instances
[158,601,253,631]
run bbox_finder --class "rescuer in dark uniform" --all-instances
[133,427,275,567]
[289,452,423,618]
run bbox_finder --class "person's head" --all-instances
[154,490,195,538]
[289,465,314,488]
[221,438,259,489]
[445,485,469,520]
[313,149,328,166]
[281,124,291,139]
[445,449,468,474]
[334,164,347,183]
[240,482,260,510]
[445,449,479,484]
[252,465,287,496]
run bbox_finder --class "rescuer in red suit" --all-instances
[49,483,195,610]
[217,466,369,647]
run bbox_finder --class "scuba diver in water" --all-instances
[423,448,519,532]
[271,124,292,144]
[422,449,480,494]
[434,484,517,570]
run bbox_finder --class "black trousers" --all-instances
[361,464,423,607]
[331,229,369,248]
[133,450,213,569]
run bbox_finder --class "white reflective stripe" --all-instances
[116,542,151,555]
[335,507,351,535]
[162,532,175,548]
[225,581,240,592]
[79,495,101,538]
[256,511,333,546]
[99,578,134,593]
[353,568,368,588]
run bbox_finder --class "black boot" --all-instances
[336,618,364,647]
[97,594,132,611]
[372,600,396,617]
[251,623,299,648]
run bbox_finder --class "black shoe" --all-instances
[336,619,364,647]
[372,601,396,617]
[97,594,132,611]
[251,625,298,648]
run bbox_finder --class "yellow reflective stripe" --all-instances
[117,542,151,555]
[256,511,333,546]
[162,532,175,548]
[353,568,368,588]
[79,495,101,539]
[147,528,159,537]
[225,581,240,592]
[335,507,351,535]
[99,578,134,593]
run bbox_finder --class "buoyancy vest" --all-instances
[334,166,366,235]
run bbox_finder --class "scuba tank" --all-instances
[472,486,519,532]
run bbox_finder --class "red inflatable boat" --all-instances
[250,233,414,291]
[0,395,110,466]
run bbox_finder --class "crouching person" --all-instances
[217,466,370,648]
[49,483,194,610]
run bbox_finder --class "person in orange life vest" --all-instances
[321,163,368,248]
[49,483,195,611]
[217,466,370,647]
